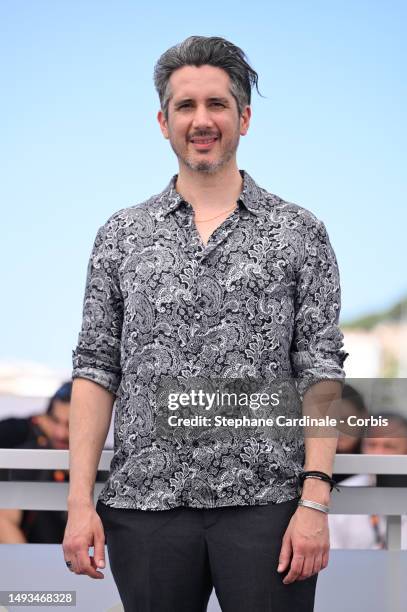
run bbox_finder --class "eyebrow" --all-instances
[174,96,230,107]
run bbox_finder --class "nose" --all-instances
[191,103,215,130]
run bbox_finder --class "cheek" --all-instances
[362,442,376,453]
[170,119,189,135]
[390,443,407,454]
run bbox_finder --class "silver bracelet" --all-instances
[298,498,330,514]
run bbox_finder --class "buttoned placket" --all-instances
[173,200,243,329]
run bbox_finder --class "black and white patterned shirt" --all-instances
[72,169,347,510]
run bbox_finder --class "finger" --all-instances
[312,553,323,576]
[297,554,314,581]
[321,549,330,570]
[277,535,293,573]
[76,549,104,579]
[63,540,81,574]
[282,555,304,584]
[90,555,105,578]
[64,558,75,574]
[67,555,80,575]
[93,529,106,570]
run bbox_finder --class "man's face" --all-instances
[47,399,70,450]
[362,421,407,455]
[157,65,251,174]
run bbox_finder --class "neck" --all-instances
[175,162,243,214]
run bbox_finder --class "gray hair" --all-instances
[153,36,263,120]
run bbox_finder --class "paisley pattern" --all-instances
[72,170,348,510]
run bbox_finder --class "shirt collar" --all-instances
[158,169,267,218]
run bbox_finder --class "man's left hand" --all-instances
[277,505,330,584]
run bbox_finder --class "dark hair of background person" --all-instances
[366,411,407,436]
[338,383,368,454]
[341,383,368,416]
[45,381,72,415]
[153,35,265,120]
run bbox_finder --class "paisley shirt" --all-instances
[72,169,348,510]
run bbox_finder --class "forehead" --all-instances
[169,65,232,100]
[365,435,403,444]
[363,434,407,452]
[369,420,407,437]
[51,399,70,420]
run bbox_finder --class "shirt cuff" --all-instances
[71,366,121,395]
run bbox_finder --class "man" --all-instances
[0,382,71,543]
[329,412,407,549]
[0,381,72,449]
[333,383,368,483]
[63,36,347,611]
[0,381,108,543]
[335,384,368,455]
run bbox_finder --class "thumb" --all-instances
[277,533,292,573]
[93,529,106,569]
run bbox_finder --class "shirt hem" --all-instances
[97,491,301,511]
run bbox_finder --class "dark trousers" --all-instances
[96,497,317,612]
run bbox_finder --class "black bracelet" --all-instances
[299,470,340,493]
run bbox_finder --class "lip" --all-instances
[190,137,218,150]
[54,442,69,449]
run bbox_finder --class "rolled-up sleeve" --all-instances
[72,221,123,395]
[290,218,348,397]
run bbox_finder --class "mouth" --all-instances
[54,441,69,449]
[189,136,218,150]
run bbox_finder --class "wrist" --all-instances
[67,494,94,509]
[301,479,331,506]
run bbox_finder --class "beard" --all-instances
[169,130,240,175]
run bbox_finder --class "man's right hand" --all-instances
[62,502,106,579]
[31,414,56,440]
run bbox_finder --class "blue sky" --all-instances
[1,1,406,370]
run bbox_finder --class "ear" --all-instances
[240,105,251,136]
[157,110,169,139]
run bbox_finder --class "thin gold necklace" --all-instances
[194,203,237,223]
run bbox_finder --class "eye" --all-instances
[177,102,225,109]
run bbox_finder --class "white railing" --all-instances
[0,451,406,612]
[1,450,406,550]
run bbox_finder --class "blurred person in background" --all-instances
[0,382,72,543]
[0,381,72,449]
[329,412,407,549]
[333,383,368,483]
[0,380,108,543]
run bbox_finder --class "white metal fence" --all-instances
[0,451,406,612]
[1,451,406,549]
